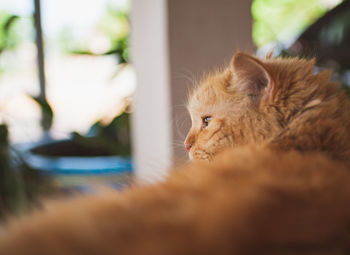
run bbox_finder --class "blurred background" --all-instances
[0,0,348,218]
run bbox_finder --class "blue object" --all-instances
[16,140,133,176]
[25,153,133,175]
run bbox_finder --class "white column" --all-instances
[130,0,172,183]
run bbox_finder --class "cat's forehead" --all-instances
[190,84,217,106]
[189,70,229,99]
[188,78,220,110]
[187,72,237,118]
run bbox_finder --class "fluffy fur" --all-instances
[1,52,350,255]
[1,149,350,255]
[186,52,350,162]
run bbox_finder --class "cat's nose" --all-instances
[184,133,195,152]
[185,142,192,152]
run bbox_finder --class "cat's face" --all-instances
[185,69,247,161]
[185,52,316,161]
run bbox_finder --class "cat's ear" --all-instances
[230,52,274,103]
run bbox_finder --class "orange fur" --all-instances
[1,52,350,255]
[186,52,350,162]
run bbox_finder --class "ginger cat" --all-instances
[1,52,350,255]
[185,52,350,162]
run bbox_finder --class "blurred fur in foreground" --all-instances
[1,148,350,255]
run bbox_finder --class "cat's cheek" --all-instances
[188,147,198,161]
[189,146,213,162]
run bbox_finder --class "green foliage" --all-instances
[0,124,26,218]
[0,124,55,219]
[104,35,128,64]
[97,6,129,63]
[30,95,54,131]
[59,3,129,64]
[252,0,330,47]
[0,12,21,76]
[73,112,132,157]
[0,12,20,53]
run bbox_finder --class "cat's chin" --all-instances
[189,149,213,162]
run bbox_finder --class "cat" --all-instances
[0,52,350,255]
[185,52,350,162]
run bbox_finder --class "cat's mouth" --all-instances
[189,147,213,162]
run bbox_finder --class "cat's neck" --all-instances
[265,81,350,164]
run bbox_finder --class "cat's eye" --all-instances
[201,116,212,129]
